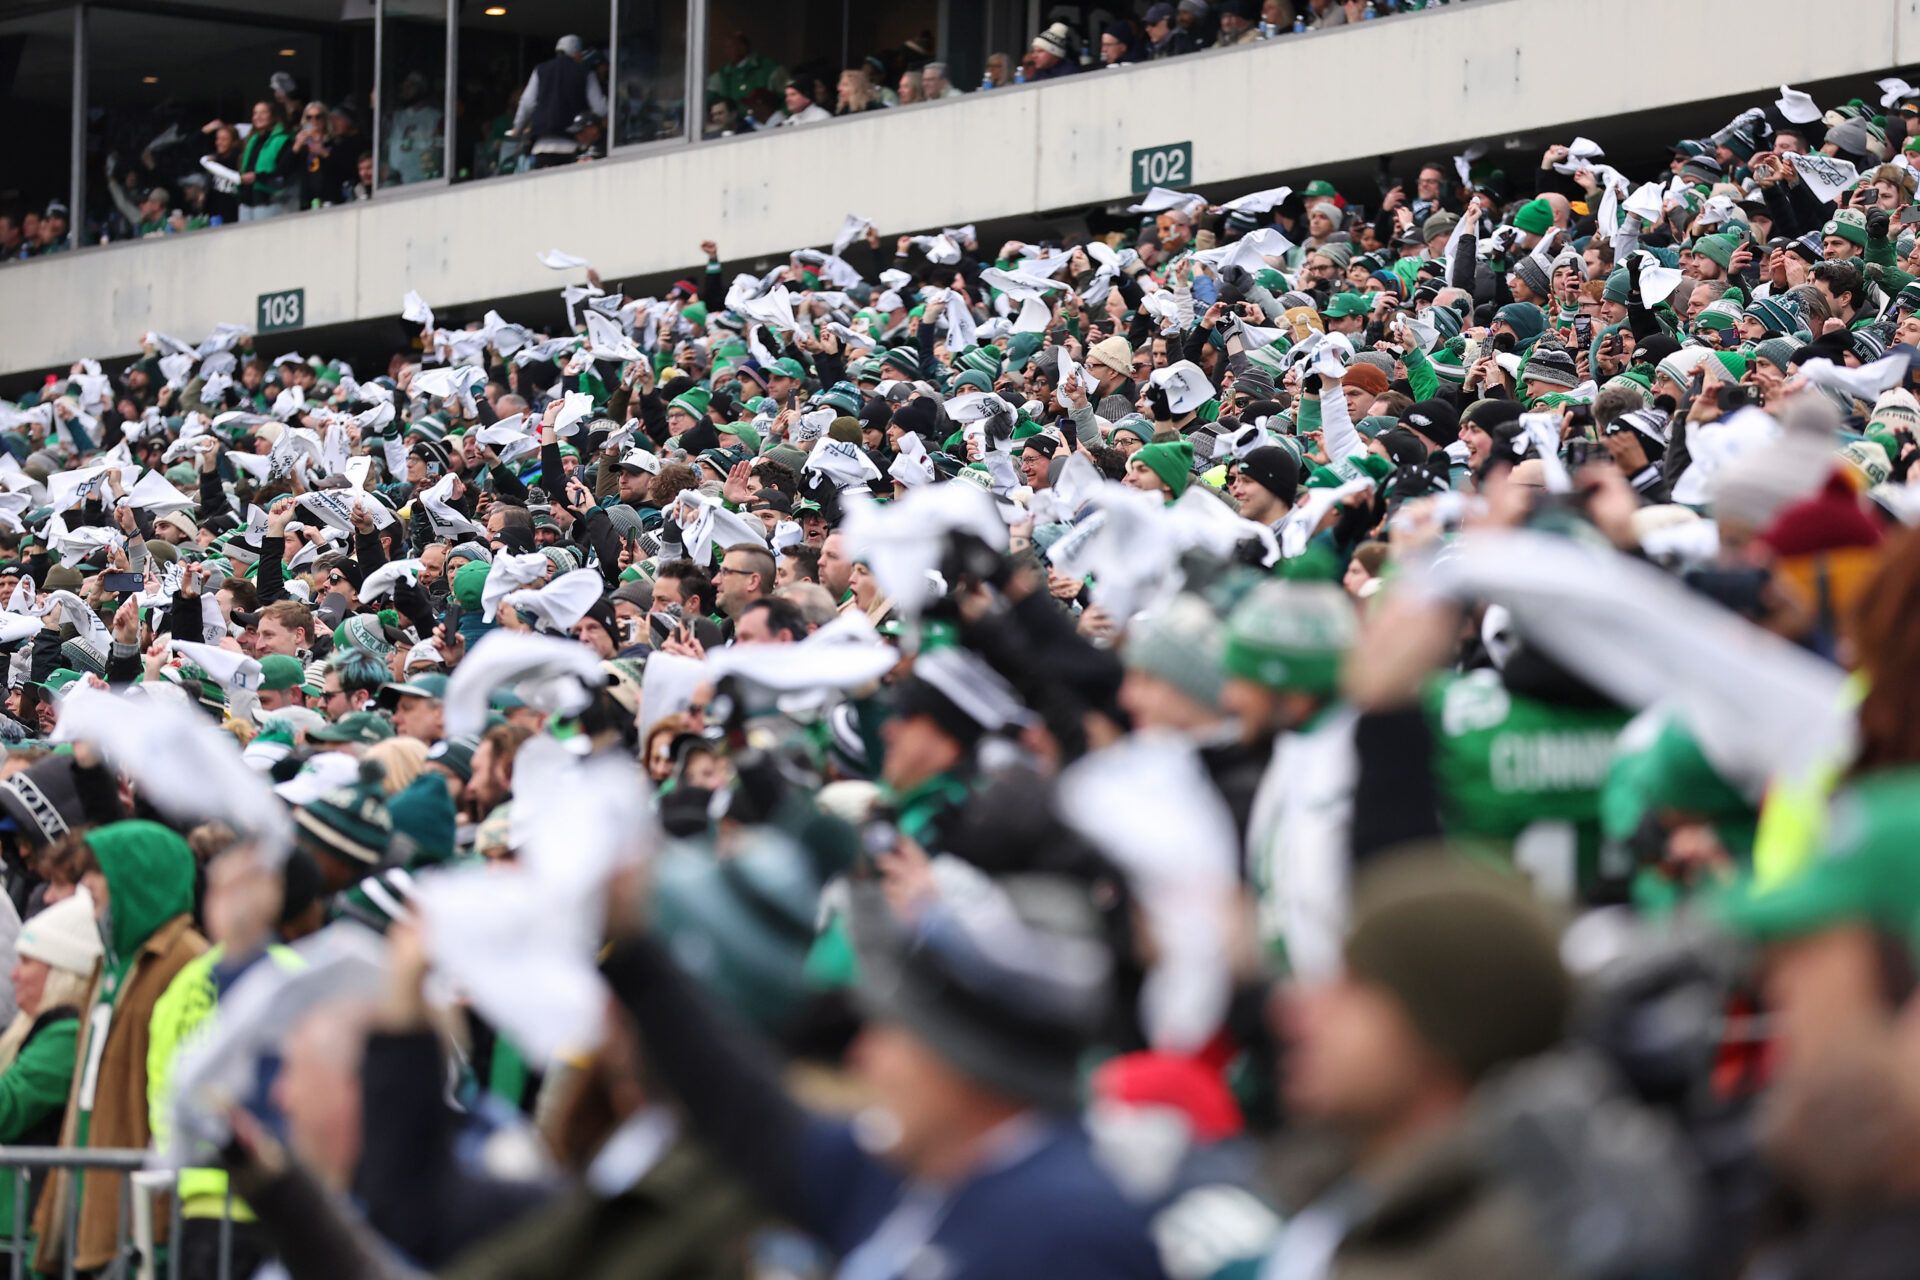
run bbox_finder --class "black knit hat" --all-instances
[1237,445,1299,505]
[0,756,88,849]
[890,395,943,444]
[848,877,1109,1110]
[1404,398,1460,446]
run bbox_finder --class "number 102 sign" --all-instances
[1130,142,1191,194]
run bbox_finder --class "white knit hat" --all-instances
[17,890,102,977]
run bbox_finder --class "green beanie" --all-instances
[1221,579,1355,695]
[1692,232,1740,274]
[957,346,1003,378]
[1513,198,1555,236]
[1823,208,1869,249]
[1492,302,1547,351]
[879,346,924,379]
[387,774,456,868]
[668,386,711,421]
[1603,267,1632,305]
[453,559,490,610]
[1133,440,1195,498]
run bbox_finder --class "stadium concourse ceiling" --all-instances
[0,0,605,28]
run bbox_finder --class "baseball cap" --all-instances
[377,673,449,709]
[306,711,396,745]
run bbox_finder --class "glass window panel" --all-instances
[456,0,609,182]
[0,10,75,256]
[83,6,372,238]
[616,0,685,147]
[380,0,447,187]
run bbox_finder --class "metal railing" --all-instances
[0,1149,242,1280]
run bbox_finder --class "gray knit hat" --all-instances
[1523,344,1579,390]
[1124,596,1227,711]
[1511,255,1552,300]
[1752,336,1800,375]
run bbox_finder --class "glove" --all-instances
[1867,206,1892,241]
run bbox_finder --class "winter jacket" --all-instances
[34,821,207,1274]
[239,123,294,206]
[148,944,304,1226]
[0,1007,81,1241]
[439,1121,756,1280]
[602,935,1167,1279]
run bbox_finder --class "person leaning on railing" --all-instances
[0,892,102,1253]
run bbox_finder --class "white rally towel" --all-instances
[501,569,605,632]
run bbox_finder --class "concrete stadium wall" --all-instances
[0,0,1913,375]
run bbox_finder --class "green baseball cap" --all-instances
[258,654,309,694]
[379,673,449,708]
[308,711,396,746]
[1718,769,1920,945]
[1322,293,1372,320]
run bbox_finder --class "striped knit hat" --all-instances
[957,346,1004,378]
[293,759,393,872]
[879,346,924,379]
[1741,295,1803,337]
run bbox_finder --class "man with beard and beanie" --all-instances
[35,821,208,1276]
[599,862,1163,1279]
[1262,854,1573,1279]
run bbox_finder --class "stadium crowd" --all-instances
[7,0,1450,255]
[1,58,1919,1280]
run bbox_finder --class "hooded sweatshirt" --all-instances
[57,822,203,1254]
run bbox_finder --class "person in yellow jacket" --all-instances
[147,845,317,1280]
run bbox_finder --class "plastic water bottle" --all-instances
[1292,14,1308,31]
[980,71,993,91]
[1014,65,1026,84]
[1080,38,1093,65]
[1361,1,1378,17]
[1259,19,1274,36]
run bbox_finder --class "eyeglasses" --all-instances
[714,565,753,578]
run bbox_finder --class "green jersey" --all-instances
[1423,669,1633,901]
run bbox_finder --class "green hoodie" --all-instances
[65,822,198,1239]
[91,822,197,999]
